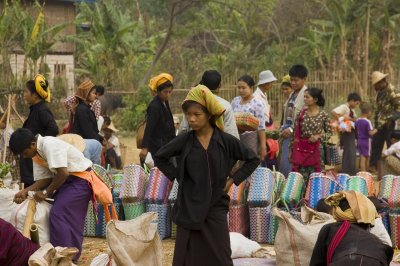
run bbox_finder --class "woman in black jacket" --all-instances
[19,74,58,187]
[139,73,176,161]
[154,85,259,266]
[71,79,101,142]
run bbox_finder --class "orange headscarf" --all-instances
[148,73,173,92]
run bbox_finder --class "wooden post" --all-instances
[2,95,11,163]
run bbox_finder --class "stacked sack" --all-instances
[84,164,123,237]
[227,179,249,236]
[119,164,148,221]
[247,167,286,244]
[144,167,173,239]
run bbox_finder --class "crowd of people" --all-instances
[1,64,400,265]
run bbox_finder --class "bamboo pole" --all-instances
[23,199,36,238]
[2,95,11,163]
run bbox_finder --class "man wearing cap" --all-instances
[253,70,277,126]
[370,71,400,169]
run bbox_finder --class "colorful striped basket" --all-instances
[228,204,250,236]
[249,206,278,244]
[112,173,123,198]
[119,164,148,201]
[146,203,171,239]
[380,208,391,235]
[84,200,122,238]
[168,179,179,203]
[335,173,349,192]
[273,171,286,200]
[356,171,375,196]
[305,174,337,209]
[388,177,400,209]
[247,167,275,207]
[346,176,368,196]
[235,112,259,132]
[280,172,305,209]
[145,168,172,204]
[389,211,400,248]
[228,181,248,205]
[123,200,146,221]
[93,164,113,188]
[379,175,398,200]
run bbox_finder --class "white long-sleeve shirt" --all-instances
[383,140,400,158]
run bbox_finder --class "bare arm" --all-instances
[34,167,69,202]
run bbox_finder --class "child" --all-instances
[355,103,377,171]
[380,130,400,176]
[332,93,361,175]
[102,122,122,169]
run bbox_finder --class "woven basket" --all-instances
[249,206,278,244]
[145,167,172,204]
[335,173,349,192]
[380,208,391,236]
[247,167,275,207]
[112,173,123,198]
[123,201,145,221]
[146,203,171,239]
[119,164,148,201]
[389,211,400,248]
[93,164,113,188]
[235,112,259,132]
[84,200,122,238]
[356,171,375,196]
[388,177,400,209]
[305,174,337,209]
[346,176,368,196]
[280,172,305,209]
[228,204,250,236]
[379,175,398,200]
[273,171,286,200]
[168,179,179,204]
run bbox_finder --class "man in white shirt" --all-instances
[253,70,277,125]
[179,70,240,139]
[9,128,95,263]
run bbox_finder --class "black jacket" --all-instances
[71,101,100,141]
[310,222,393,266]
[142,96,175,155]
[154,128,259,230]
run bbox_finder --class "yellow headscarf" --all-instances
[281,74,290,84]
[148,73,173,92]
[325,191,378,226]
[183,85,225,131]
[34,74,51,102]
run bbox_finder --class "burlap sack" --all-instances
[28,243,78,266]
[382,155,400,176]
[106,212,162,266]
[273,206,334,266]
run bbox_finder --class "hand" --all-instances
[259,146,267,160]
[14,189,28,204]
[139,148,148,160]
[280,128,292,139]
[309,135,319,143]
[33,191,47,202]
[224,178,234,193]
[381,153,387,159]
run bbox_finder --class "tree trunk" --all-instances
[363,4,370,100]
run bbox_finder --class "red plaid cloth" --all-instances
[64,96,101,119]
[235,112,259,132]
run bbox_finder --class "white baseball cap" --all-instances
[257,70,277,86]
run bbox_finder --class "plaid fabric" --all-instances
[64,95,101,119]
[235,112,259,132]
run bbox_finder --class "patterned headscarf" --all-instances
[34,74,51,102]
[325,190,378,226]
[148,73,173,92]
[183,85,225,131]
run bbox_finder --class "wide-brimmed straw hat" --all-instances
[371,71,388,86]
[57,134,86,152]
[257,70,277,86]
[75,79,95,100]
[105,122,119,132]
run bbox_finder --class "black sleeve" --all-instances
[141,102,159,149]
[310,224,330,266]
[225,133,260,185]
[154,134,187,181]
[75,107,99,140]
[39,110,59,136]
